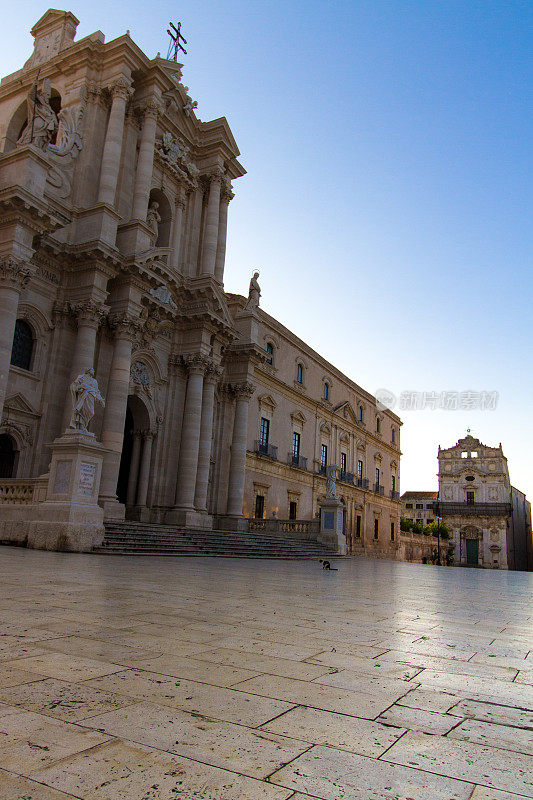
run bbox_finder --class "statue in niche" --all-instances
[18,77,58,150]
[146,201,161,237]
[326,465,338,499]
[244,271,261,311]
[68,368,105,432]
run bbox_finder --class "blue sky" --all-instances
[5,2,532,495]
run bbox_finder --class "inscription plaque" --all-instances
[79,462,96,497]
[53,460,72,494]
[323,511,334,531]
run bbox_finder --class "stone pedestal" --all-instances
[319,498,347,555]
[27,431,107,552]
[166,508,213,530]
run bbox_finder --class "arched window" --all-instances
[358,405,364,422]
[324,382,329,401]
[296,363,303,384]
[10,320,34,371]
[266,342,274,365]
[0,434,16,478]
[376,416,381,434]
[391,427,396,443]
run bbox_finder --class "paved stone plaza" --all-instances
[0,547,532,800]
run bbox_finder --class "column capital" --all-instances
[183,353,211,376]
[202,167,225,188]
[142,98,163,120]
[204,363,223,385]
[109,311,143,342]
[110,76,133,102]
[221,179,234,204]
[0,257,33,290]
[69,299,108,329]
[231,381,255,400]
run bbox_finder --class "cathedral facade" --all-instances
[0,11,401,555]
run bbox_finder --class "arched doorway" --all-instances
[0,434,17,478]
[117,395,151,511]
[461,525,482,567]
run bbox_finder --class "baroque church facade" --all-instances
[0,10,402,555]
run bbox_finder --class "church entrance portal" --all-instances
[0,434,16,478]
[466,538,479,566]
[117,395,151,512]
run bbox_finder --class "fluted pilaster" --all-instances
[226,382,255,517]
[98,77,132,206]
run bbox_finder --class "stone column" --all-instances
[136,430,154,508]
[200,170,223,276]
[61,300,106,431]
[194,366,220,512]
[214,185,233,283]
[226,382,255,517]
[174,355,207,509]
[98,77,132,206]
[99,313,141,517]
[126,430,142,506]
[0,258,32,421]
[171,190,186,268]
[131,99,160,221]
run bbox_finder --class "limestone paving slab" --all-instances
[306,651,422,681]
[79,700,311,779]
[446,699,533,730]
[84,668,296,726]
[0,704,111,773]
[448,718,533,756]
[382,731,533,796]
[0,677,139,722]
[470,788,533,800]
[30,739,294,800]
[0,664,43,689]
[268,744,474,800]
[0,769,80,800]
[231,674,402,719]
[192,647,335,681]
[396,685,466,713]
[260,705,407,757]
[123,653,261,687]
[38,635,160,665]
[377,704,461,734]
[6,653,125,682]
[414,669,533,709]
[377,649,519,680]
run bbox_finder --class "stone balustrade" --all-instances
[0,479,35,504]
[248,518,320,538]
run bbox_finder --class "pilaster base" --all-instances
[214,515,249,532]
[100,497,126,521]
[165,508,213,529]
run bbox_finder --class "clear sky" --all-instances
[4,1,532,496]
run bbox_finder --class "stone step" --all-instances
[96,521,336,558]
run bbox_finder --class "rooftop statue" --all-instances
[244,271,261,311]
[18,78,58,150]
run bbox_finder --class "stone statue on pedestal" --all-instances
[244,271,261,311]
[146,201,161,237]
[326,465,338,499]
[69,368,105,432]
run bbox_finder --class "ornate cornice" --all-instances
[0,257,33,290]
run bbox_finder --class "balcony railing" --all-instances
[374,483,384,495]
[435,502,511,517]
[287,453,308,470]
[339,471,354,485]
[357,477,369,489]
[390,490,400,501]
[319,465,327,475]
[254,441,278,459]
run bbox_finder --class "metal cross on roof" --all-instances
[167,22,187,61]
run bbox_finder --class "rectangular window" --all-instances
[374,519,379,539]
[356,515,361,538]
[390,522,395,541]
[259,417,270,448]
[466,491,475,505]
[321,444,327,469]
[392,428,395,443]
[405,502,413,509]
[376,417,381,433]
[289,501,297,520]
[391,475,396,493]
[340,452,347,473]
[357,460,363,479]
[375,467,380,485]
[266,342,274,365]
[358,406,363,421]
[296,363,303,383]
[254,495,265,519]
[292,431,300,460]
[416,503,423,509]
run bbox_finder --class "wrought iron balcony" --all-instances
[339,471,354,484]
[390,490,400,501]
[287,453,307,470]
[357,477,369,489]
[374,483,384,495]
[435,501,511,517]
[254,441,278,459]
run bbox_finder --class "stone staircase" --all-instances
[94,521,337,559]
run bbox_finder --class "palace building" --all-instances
[0,10,402,555]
